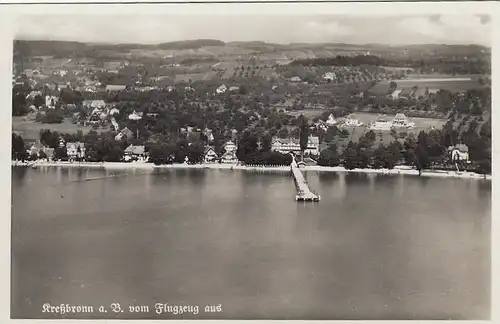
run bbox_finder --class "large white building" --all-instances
[342,114,364,127]
[392,113,415,129]
[271,136,320,156]
[369,117,393,131]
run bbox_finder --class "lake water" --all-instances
[11,166,491,320]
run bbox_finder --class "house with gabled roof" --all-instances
[448,144,470,164]
[204,146,219,163]
[114,127,134,141]
[123,145,147,161]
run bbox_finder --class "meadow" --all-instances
[12,117,108,141]
[369,75,485,94]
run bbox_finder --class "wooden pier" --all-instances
[290,157,320,202]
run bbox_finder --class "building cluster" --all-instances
[368,113,415,131]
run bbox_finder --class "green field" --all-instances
[370,76,485,94]
[287,110,446,147]
[12,117,107,141]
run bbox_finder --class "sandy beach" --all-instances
[11,160,491,181]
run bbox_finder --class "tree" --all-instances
[12,88,29,116]
[342,141,359,170]
[187,141,205,164]
[414,144,430,175]
[54,147,68,161]
[38,150,48,160]
[476,159,491,176]
[34,95,45,108]
[12,133,27,161]
[318,144,340,167]
[236,131,259,162]
[147,142,174,165]
[40,129,61,148]
[298,114,309,160]
[260,133,272,152]
[37,110,64,124]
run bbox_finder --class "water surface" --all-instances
[11,167,491,319]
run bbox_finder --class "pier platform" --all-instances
[291,158,320,202]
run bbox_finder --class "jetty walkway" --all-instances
[290,157,320,202]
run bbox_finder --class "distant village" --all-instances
[11,44,490,174]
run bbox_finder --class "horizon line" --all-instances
[14,38,491,48]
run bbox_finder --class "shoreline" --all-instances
[11,160,491,181]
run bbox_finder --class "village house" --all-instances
[204,147,219,163]
[290,76,302,83]
[66,142,86,161]
[314,121,328,132]
[45,95,58,109]
[114,127,134,141]
[123,145,147,162]
[323,72,336,82]
[390,89,403,100]
[26,90,42,100]
[203,128,215,143]
[221,140,238,164]
[216,84,228,94]
[105,84,127,92]
[83,100,106,110]
[448,144,470,163]
[110,118,119,132]
[229,86,239,92]
[326,114,337,126]
[128,111,143,121]
[87,107,105,125]
[108,107,120,116]
[27,141,54,160]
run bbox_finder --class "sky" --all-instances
[15,14,491,46]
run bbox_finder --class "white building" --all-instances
[66,142,86,161]
[128,111,143,121]
[369,117,393,131]
[111,118,119,132]
[221,140,238,164]
[45,95,58,109]
[342,114,364,127]
[223,140,237,153]
[216,84,227,94]
[392,113,415,129]
[229,86,239,92]
[326,114,337,126]
[109,107,120,116]
[323,72,336,82]
[391,89,403,100]
[448,144,470,163]
[204,147,218,163]
[123,145,147,162]
[271,136,320,156]
[83,100,106,109]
